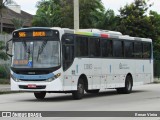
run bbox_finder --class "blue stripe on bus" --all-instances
[110,65,111,73]
[76,65,78,73]
[93,33,100,37]
[13,72,54,80]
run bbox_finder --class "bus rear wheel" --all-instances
[117,75,133,94]
[72,79,84,100]
[34,92,46,100]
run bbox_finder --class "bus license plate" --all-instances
[27,84,37,88]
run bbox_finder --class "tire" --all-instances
[116,75,133,94]
[72,79,84,100]
[86,89,99,94]
[34,92,46,100]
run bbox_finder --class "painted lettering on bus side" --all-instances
[119,63,129,69]
[84,64,92,69]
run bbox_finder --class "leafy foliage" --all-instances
[149,11,160,59]
[117,0,160,59]
[99,9,119,30]
[32,0,105,28]
[32,0,63,27]
[0,41,8,60]
[11,18,24,29]
[117,0,153,38]
[79,0,104,28]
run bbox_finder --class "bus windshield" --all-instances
[12,40,60,68]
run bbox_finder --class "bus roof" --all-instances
[13,27,152,42]
[75,29,152,42]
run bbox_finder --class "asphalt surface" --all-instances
[0,84,160,120]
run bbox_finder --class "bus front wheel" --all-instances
[34,92,46,100]
[72,79,84,100]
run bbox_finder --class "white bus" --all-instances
[6,27,153,100]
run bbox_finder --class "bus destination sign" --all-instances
[19,32,26,37]
[33,31,46,37]
[13,29,59,39]
[18,31,46,38]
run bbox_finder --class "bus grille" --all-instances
[19,79,47,81]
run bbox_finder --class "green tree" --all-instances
[32,0,63,27]
[11,18,24,29]
[149,11,160,60]
[32,0,105,29]
[117,0,153,38]
[99,9,119,30]
[79,0,104,28]
[0,41,8,60]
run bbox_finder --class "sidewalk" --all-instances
[0,84,10,92]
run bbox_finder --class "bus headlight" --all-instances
[46,73,61,82]
[11,74,21,82]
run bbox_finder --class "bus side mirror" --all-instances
[6,39,13,57]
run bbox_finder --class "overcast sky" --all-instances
[13,0,160,15]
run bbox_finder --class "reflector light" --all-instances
[101,34,109,38]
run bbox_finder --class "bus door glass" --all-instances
[62,34,74,71]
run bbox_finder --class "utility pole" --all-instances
[74,0,79,30]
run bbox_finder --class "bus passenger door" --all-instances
[88,37,101,89]
[62,34,74,90]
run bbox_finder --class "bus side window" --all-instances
[134,42,143,58]
[101,39,113,57]
[89,38,100,57]
[124,41,134,58]
[113,40,124,58]
[143,42,151,59]
[76,36,88,57]
[62,34,74,71]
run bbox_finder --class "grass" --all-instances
[0,91,19,95]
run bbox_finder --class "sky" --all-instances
[13,0,160,15]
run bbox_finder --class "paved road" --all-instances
[0,84,160,120]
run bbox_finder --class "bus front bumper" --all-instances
[10,78,64,92]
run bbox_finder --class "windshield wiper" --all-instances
[37,41,48,61]
[22,42,30,54]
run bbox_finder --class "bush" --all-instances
[0,64,10,78]
[154,60,160,78]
